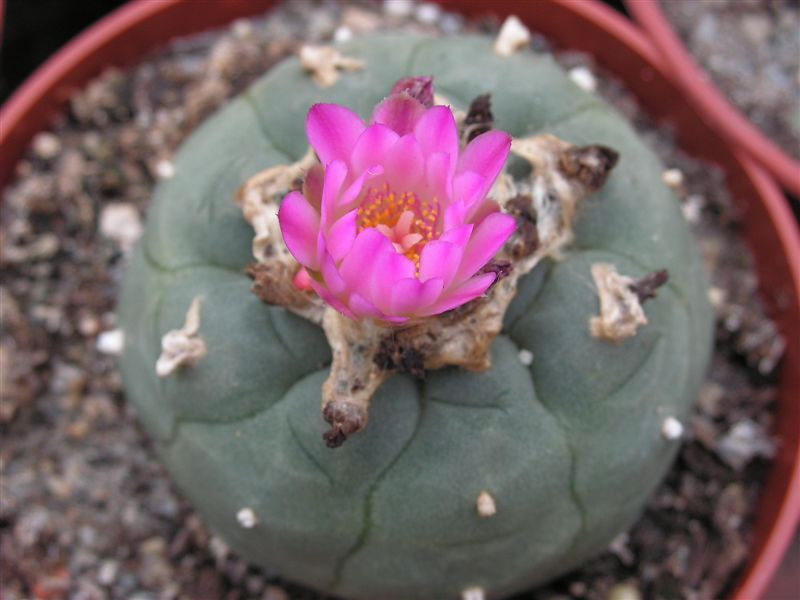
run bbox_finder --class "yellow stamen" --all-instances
[356,183,439,269]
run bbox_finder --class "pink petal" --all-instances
[302,164,325,210]
[455,212,516,283]
[336,165,381,215]
[418,240,465,288]
[458,130,511,186]
[349,293,384,320]
[279,191,321,270]
[372,95,427,136]
[453,170,488,212]
[307,104,365,166]
[419,272,496,316]
[369,251,416,314]
[425,152,453,203]
[320,251,347,295]
[414,106,459,173]
[339,228,395,295]
[440,223,474,247]
[443,200,468,231]
[325,209,358,262]
[390,277,445,315]
[351,124,399,174]
[308,278,354,319]
[384,135,425,189]
[320,160,348,228]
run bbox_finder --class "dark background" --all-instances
[0,0,628,103]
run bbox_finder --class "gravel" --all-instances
[661,0,800,159]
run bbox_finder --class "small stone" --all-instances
[609,532,635,566]
[99,203,143,252]
[97,328,125,356]
[662,168,684,189]
[462,586,486,600]
[236,507,258,528]
[32,132,62,159]
[98,559,119,586]
[569,66,597,92]
[476,490,497,517]
[440,14,462,35]
[262,585,290,600]
[707,286,726,309]
[2,233,60,263]
[717,419,776,470]
[569,581,587,596]
[661,416,684,440]
[231,18,254,39]
[608,583,642,600]
[494,15,531,57]
[155,159,176,179]
[383,0,414,18]
[333,26,353,43]
[415,2,441,25]
[77,314,101,337]
[681,194,704,224]
[518,348,534,366]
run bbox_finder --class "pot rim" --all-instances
[624,0,800,198]
[0,0,798,598]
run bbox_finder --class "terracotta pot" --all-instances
[624,0,800,198]
[1,1,797,598]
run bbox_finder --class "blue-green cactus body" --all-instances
[119,35,713,599]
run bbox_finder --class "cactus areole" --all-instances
[119,34,713,600]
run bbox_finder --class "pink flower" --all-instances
[279,78,515,323]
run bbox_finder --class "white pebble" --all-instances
[661,416,684,440]
[707,286,726,309]
[383,0,414,18]
[569,66,597,92]
[494,15,531,56]
[415,2,441,24]
[661,168,684,189]
[96,329,125,356]
[32,132,62,159]
[236,507,258,528]
[97,559,119,585]
[155,159,176,179]
[717,419,776,470]
[518,348,534,366]
[476,491,497,517]
[462,587,486,600]
[99,203,142,252]
[333,26,353,43]
[681,194,703,224]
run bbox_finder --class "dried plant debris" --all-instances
[0,1,783,599]
[589,263,667,342]
[242,131,619,446]
[299,44,365,87]
[155,297,207,377]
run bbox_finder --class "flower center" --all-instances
[357,183,439,267]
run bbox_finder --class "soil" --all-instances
[660,0,800,160]
[0,1,785,599]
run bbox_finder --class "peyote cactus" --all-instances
[119,34,713,600]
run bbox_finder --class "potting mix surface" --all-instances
[660,0,800,160]
[0,2,785,599]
